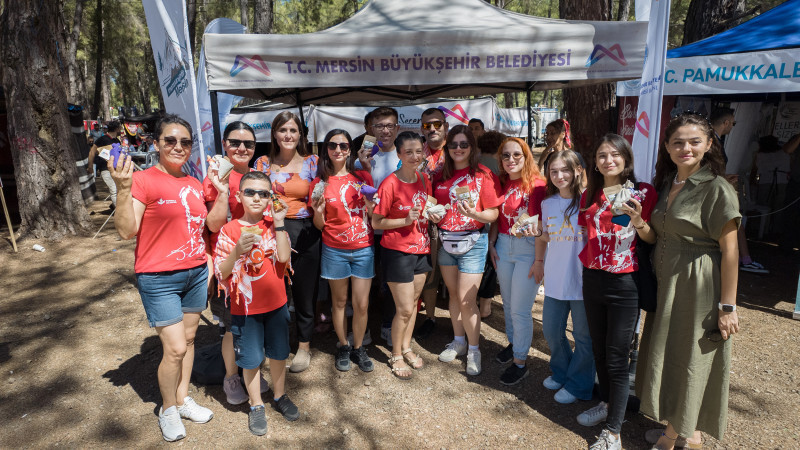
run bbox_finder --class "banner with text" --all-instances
[632,0,671,184]
[143,0,205,179]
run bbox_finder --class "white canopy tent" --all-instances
[202,0,647,150]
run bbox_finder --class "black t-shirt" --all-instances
[94,134,119,172]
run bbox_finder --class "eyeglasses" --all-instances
[422,121,444,131]
[372,123,398,131]
[447,141,470,149]
[160,137,193,149]
[326,142,351,151]
[226,139,256,150]
[501,152,524,161]
[242,188,270,198]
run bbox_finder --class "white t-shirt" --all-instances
[541,194,587,301]
[357,149,400,235]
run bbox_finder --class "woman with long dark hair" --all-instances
[637,113,740,449]
[434,125,504,377]
[576,133,657,450]
[252,112,319,373]
[309,129,375,373]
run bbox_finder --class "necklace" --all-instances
[673,174,687,185]
[272,154,294,172]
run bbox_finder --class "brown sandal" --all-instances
[389,355,413,380]
[402,348,424,369]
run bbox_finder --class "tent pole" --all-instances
[526,83,533,146]
[210,91,223,156]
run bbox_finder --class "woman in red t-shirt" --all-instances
[575,133,657,450]
[110,114,229,441]
[309,129,376,373]
[433,125,504,377]
[487,137,546,386]
[202,121,264,406]
[372,131,438,379]
[252,112,318,373]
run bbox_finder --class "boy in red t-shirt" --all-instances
[214,172,296,436]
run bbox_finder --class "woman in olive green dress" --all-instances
[632,113,741,449]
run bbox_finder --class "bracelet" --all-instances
[535,259,544,262]
[634,222,646,230]
[274,226,286,232]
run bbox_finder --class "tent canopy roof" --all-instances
[668,0,800,59]
[202,0,647,105]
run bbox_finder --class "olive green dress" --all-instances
[635,166,741,440]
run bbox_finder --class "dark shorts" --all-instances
[231,304,291,369]
[136,263,208,328]
[381,247,432,283]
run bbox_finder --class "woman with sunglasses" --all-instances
[203,121,269,406]
[576,134,657,450]
[487,137,546,386]
[308,130,376,373]
[252,111,318,373]
[636,114,740,450]
[110,114,226,441]
[434,125,504,376]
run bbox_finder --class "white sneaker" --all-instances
[177,396,214,424]
[438,340,468,362]
[223,375,249,405]
[158,406,186,442]
[589,429,621,450]
[577,401,608,427]
[542,375,563,390]
[347,329,372,347]
[554,387,578,404]
[466,349,482,376]
[380,325,392,347]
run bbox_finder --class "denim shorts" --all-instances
[135,263,208,328]
[321,243,375,280]
[231,304,291,369]
[438,232,488,274]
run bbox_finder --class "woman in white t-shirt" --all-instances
[532,150,594,405]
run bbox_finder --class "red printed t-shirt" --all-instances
[373,172,432,254]
[578,182,657,274]
[131,167,208,273]
[433,164,504,232]
[253,155,318,219]
[308,171,374,250]
[214,218,287,316]
[202,169,251,252]
[498,177,547,235]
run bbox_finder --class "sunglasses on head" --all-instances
[160,136,193,149]
[447,141,470,149]
[422,121,444,131]
[242,188,270,198]
[226,138,256,150]
[326,142,351,151]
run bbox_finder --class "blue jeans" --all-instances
[494,234,539,361]
[542,296,595,400]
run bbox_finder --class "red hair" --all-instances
[498,137,543,193]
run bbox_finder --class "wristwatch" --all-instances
[718,303,736,312]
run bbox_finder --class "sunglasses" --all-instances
[160,137,193,149]
[227,138,256,150]
[422,121,444,131]
[501,152,524,161]
[327,142,351,151]
[447,141,470,149]
[242,188,271,198]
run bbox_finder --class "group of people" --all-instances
[108,107,741,449]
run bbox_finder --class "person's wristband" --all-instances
[535,259,544,263]
[634,222,646,230]
[274,226,286,232]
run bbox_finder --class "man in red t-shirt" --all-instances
[415,108,449,340]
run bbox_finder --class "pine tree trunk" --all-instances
[1,0,93,239]
[65,0,87,105]
[253,0,273,34]
[559,0,614,156]
[616,0,631,21]
[240,0,249,30]
[683,0,745,45]
[187,0,197,54]
[90,0,103,119]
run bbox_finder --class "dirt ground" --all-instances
[1,192,799,449]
